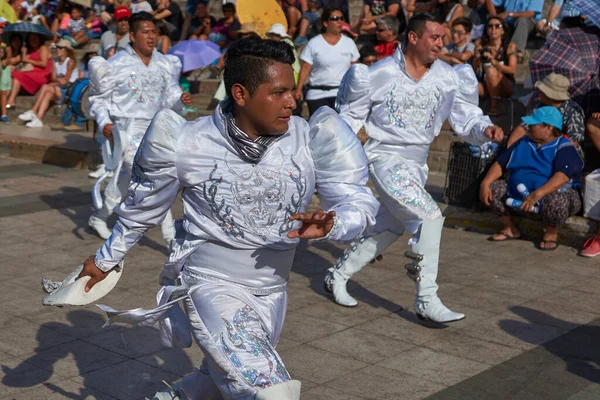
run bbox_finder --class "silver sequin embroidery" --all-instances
[129,70,166,104]
[385,84,443,129]
[386,165,440,219]
[279,157,306,236]
[220,305,290,389]
[202,163,245,238]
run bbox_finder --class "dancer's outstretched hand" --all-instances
[287,210,336,239]
[79,255,109,293]
[484,125,504,143]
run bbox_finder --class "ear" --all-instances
[129,30,135,43]
[230,83,249,107]
[407,30,418,45]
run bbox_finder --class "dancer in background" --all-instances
[87,11,192,242]
[327,13,504,323]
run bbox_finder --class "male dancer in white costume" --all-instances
[325,13,504,323]
[78,37,379,399]
[87,12,193,242]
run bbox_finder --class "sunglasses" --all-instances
[487,23,503,29]
[328,16,344,21]
[376,27,388,32]
[451,29,466,36]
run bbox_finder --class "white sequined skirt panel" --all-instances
[183,279,289,400]
[369,155,442,235]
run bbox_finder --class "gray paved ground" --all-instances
[0,153,599,400]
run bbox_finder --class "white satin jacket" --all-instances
[336,46,493,162]
[88,45,184,134]
[94,106,379,289]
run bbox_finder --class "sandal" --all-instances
[488,231,520,242]
[538,240,559,251]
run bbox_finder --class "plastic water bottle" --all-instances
[516,183,530,198]
[506,198,539,213]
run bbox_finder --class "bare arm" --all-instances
[24,46,49,68]
[479,161,503,206]
[294,61,312,100]
[506,124,527,147]
[154,8,172,20]
[180,13,192,40]
[531,172,570,200]
[485,0,497,15]
[160,36,171,54]
[547,4,561,23]
[493,52,517,75]
[298,0,308,13]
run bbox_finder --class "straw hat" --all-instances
[56,38,73,50]
[535,73,571,101]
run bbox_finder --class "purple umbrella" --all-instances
[168,40,221,72]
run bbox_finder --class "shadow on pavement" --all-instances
[1,310,194,397]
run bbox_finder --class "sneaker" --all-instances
[0,115,8,123]
[88,215,112,240]
[294,36,307,47]
[88,164,106,179]
[25,117,43,128]
[18,110,35,122]
[580,236,600,257]
[50,123,66,130]
[64,124,84,132]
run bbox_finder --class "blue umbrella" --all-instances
[570,0,600,29]
[168,40,221,73]
[3,22,54,42]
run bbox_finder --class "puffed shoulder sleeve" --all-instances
[447,64,493,146]
[335,63,372,134]
[95,109,186,271]
[309,107,379,242]
[88,56,115,133]
[161,54,184,112]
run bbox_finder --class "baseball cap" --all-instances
[521,106,563,130]
[114,6,132,21]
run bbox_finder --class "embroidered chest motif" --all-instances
[129,70,166,103]
[385,84,443,129]
[203,150,308,241]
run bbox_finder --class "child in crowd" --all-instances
[439,17,475,66]
[0,33,22,123]
[85,9,103,39]
[57,4,88,47]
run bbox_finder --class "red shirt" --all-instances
[375,41,399,60]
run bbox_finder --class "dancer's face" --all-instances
[231,61,296,136]
[407,21,445,64]
[130,20,156,57]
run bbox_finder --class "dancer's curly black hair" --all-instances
[224,37,295,97]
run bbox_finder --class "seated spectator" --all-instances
[294,0,320,46]
[57,3,89,47]
[439,17,475,65]
[179,0,208,40]
[374,15,399,60]
[473,16,516,115]
[187,2,215,40]
[51,43,98,131]
[536,0,562,35]
[441,0,464,43]
[353,0,404,38]
[25,5,42,24]
[91,0,115,29]
[18,38,77,127]
[485,0,544,62]
[267,23,300,84]
[37,0,59,30]
[359,43,377,65]
[279,0,307,38]
[156,20,171,54]
[21,0,40,18]
[507,73,585,149]
[131,0,153,14]
[0,30,21,122]
[7,33,50,108]
[153,0,183,40]
[100,6,131,58]
[84,8,103,40]
[209,2,240,48]
[580,112,600,257]
[296,6,359,116]
[480,106,583,251]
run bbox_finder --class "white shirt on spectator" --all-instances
[443,41,475,54]
[21,0,40,14]
[68,17,86,33]
[300,34,359,101]
[131,1,153,13]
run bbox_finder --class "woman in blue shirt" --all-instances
[480,106,583,250]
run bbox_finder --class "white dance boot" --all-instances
[255,380,301,400]
[160,209,176,245]
[325,232,400,307]
[405,217,465,323]
[149,381,181,400]
[88,215,111,240]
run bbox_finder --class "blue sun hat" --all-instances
[522,106,563,130]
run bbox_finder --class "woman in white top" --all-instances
[19,39,77,127]
[295,6,360,116]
